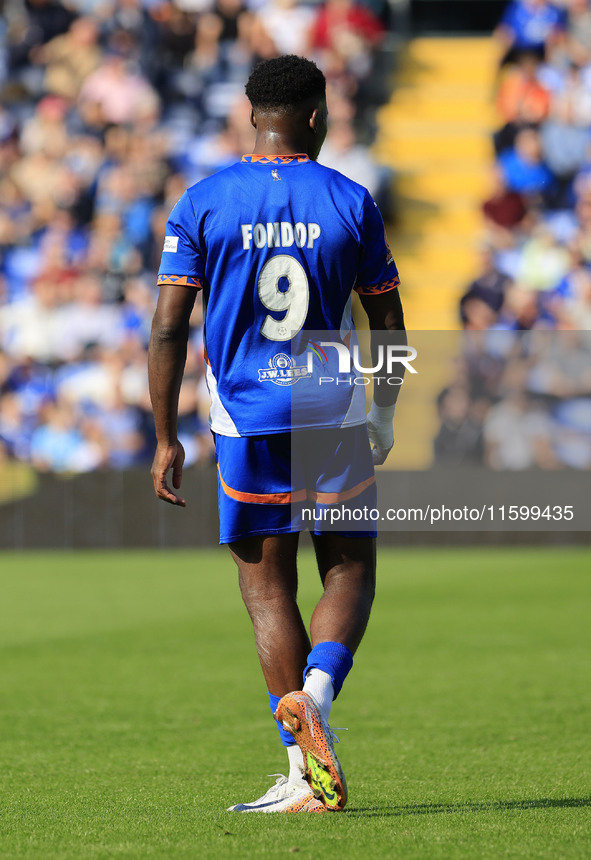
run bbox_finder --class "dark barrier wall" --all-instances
[410,0,507,34]
[0,464,589,549]
[0,465,220,550]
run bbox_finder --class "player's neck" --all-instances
[251,130,311,159]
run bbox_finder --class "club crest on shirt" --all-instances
[258,353,309,385]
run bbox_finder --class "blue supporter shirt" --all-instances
[157,154,399,437]
[500,0,566,51]
[498,149,554,195]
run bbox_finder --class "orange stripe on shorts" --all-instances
[217,465,307,505]
[307,475,376,505]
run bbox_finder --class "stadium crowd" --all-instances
[433,330,591,469]
[461,0,591,333]
[435,0,591,471]
[0,0,391,473]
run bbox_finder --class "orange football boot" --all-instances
[275,691,347,811]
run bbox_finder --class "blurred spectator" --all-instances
[31,16,101,101]
[89,385,145,469]
[495,0,567,63]
[7,0,76,93]
[482,166,529,242]
[542,258,591,328]
[78,52,160,126]
[526,330,591,395]
[541,110,589,209]
[29,399,103,473]
[552,397,591,467]
[251,0,314,57]
[567,0,591,66]
[496,284,542,330]
[496,50,550,126]
[310,0,384,54]
[497,127,554,198]
[0,391,31,460]
[309,0,384,83]
[460,245,513,329]
[483,389,556,469]
[517,227,570,290]
[318,118,391,209]
[433,384,485,466]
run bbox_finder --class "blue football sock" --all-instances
[269,692,296,747]
[303,641,353,699]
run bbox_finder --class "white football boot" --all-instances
[227,774,327,813]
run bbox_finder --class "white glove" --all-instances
[366,402,395,465]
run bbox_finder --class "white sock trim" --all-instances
[303,668,334,724]
[287,743,305,784]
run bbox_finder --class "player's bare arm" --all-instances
[148,283,197,506]
[359,288,406,464]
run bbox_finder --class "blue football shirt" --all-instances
[157,154,399,436]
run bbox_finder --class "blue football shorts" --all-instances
[214,424,378,544]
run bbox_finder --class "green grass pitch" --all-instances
[0,546,589,859]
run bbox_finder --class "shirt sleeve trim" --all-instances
[354,275,400,295]
[157,274,203,289]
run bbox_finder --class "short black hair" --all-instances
[245,55,326,110]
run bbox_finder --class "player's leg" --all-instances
[287,427,377,715]
[227,533,326,812]
[275,427,377,810]
[310,532,376,654]
[275,533,375,810]
[216,432,312,693]
[302,532,375,727]
[228,532,310,695]
[216,432,324,812]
